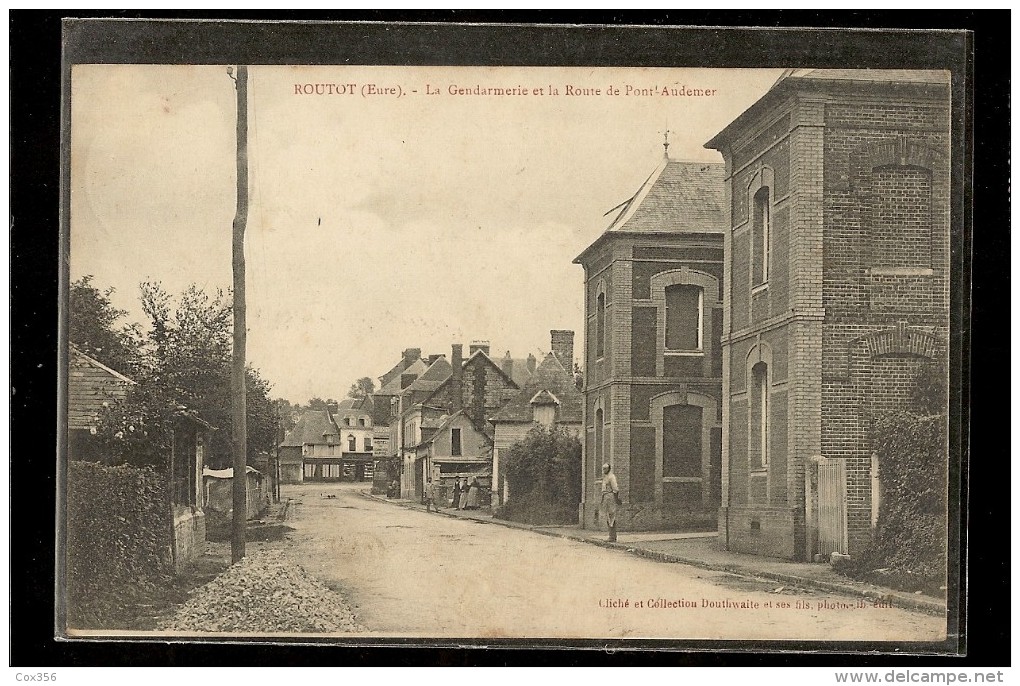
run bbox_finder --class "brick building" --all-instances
[574,156,727,530]
[705,69,951,559]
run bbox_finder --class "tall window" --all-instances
[451,428,462,456]
[364,437,373,452]
[596,291,606,358]
[348,435,357,452]
[594,407,604,476]
[665,284,703,351]
[752,186,771,286]
[751,362,769,468]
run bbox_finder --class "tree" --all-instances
[94,281,278,469]
[348,377,376,399]
[305,397,338,412]
[69,275,143,376]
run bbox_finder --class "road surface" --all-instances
[278,482,946,641]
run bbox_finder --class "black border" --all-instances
[11,10,1008,667]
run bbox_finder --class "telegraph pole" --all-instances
[230,65,249,564]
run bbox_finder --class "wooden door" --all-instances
[817,458,848,556]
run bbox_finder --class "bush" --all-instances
[494,427,581,525]
[65,461,173,628]
[834,410,948,594]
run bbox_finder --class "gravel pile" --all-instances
[159,549,363,633]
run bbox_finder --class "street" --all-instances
[276,483,946,641]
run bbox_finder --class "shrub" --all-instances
[65,461,173,628]
[835,410,948,593]
[494,426,581,525]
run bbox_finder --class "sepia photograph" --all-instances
[55,21,967,653]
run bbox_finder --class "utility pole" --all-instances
[230,65,249,564]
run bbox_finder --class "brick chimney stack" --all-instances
[469,340,490,357]
[403,348,421,366]
[551,330,575,370]
[451,343,464,410]
[501,351,514,379]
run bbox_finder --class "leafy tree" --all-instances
[94,281,277,469]
[305,397,338,412]
[348,377,376,399]
[69,275,143,376]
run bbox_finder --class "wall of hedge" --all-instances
[495,427,581,525]
[65,461,173,628]
[835,411,948,592]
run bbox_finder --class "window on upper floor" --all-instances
[451,428,462,456]
[752,186,771,287]
[596,291,606,359]
[348,435,357,452]
[358,417,366,427]
[365,437,373,452]
[344,417,352,426]
[664,284,703,351]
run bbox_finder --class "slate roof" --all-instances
[489,352,583,424]
[492,353,536,387]
[606,159,726,236]
[378,353,421,388]
[68,344,136,431]
[404,357,453,394]
[280,410,338,447]
[376,358,428,395]
[335,396,372,413]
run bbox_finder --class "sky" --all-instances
[70,65,783,403]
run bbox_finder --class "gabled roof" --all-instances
[335,396,372,414]
[575,158,726,264]
[405,357,453,395]
[280,410,338,447]
[376,358,428,395]
[378,350,423,388]
[414,409,492,450]
[68,344,136,431]
[493,352,536,387]
[424,349,521,406]
[489,352,583,424]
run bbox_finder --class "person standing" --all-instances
[425,479,441,513]
[457,477,470,510]
[600,463,620,542]
[451,477,462,509]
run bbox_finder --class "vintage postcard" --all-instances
[59,21,966,652]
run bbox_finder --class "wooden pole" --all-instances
[231,65,249,564]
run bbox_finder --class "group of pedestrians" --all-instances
[424,476,482,513]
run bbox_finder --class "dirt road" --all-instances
[279,483,947,641]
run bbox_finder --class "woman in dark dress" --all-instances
[451,477,462,509]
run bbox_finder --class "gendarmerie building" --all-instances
[705,69,951,559]
[575,152,726,530]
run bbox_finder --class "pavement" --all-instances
[365,490,947,617]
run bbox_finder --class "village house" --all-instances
[67,344,210,572]
[704,69,951,560]
[489,331,583,506]
[278,409,340,483]
[410,409,494,506]
[333,396,376,482]
[574,154,727,531]
[371,349,426,493]
[393,356,453,498]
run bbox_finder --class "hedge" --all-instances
[65,461,173,628]
[834,411,948,592]
[494,426,581,525]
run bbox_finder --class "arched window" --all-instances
[750,362,769,468]
[595,291,606,359]
[594,407,604,470]
[752,186,771,286]
[665,284,703,351]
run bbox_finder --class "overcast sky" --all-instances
[70,65,783,403]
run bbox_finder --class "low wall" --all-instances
[171,506,206,574]
[580,498,718,532]
[718,505,805,560]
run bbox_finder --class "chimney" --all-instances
[551,330,575,370]
[402,347,421,366]
[501,351,514,379]
[469,340,490,357]
[451,343,464,410]
[427,353,444,365]
[527,353,537,374]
